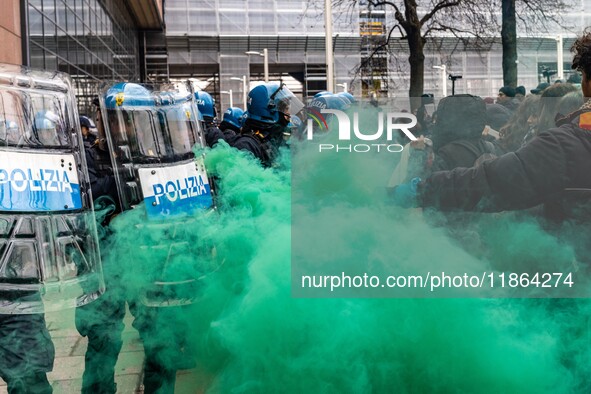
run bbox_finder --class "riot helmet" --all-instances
[0,119,19,145]
[33,111,61,146]
[220,107,244,132]
[336,91,356,105]
[194,91,216,123]
[314,91,333,98]
[246,82,304,126]
[307,94,348,112]
[79,115,92,131]
[104,82,154,109]
[305,94,350,133]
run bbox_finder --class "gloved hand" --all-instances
[388,177,421,208]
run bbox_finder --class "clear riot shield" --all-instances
[0,64,104,314]
[99,81,217,307]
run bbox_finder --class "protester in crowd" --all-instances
[485,103,513,135]
[556,90,584,119]
[429,94,499,172]
[515,85,526,101]
[531,82,550,95]
[497,86,520,112]
[497,94,541,153]
[523,82,579,145]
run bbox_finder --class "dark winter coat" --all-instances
[204,125,227,148]
[419,109,591,221]
[84,141,117,203]
[229,133,271,167]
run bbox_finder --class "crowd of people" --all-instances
[392,31,591,221]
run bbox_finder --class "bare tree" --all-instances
[503,0,572,87]
[502,0,517,87]
[337,0,572,109]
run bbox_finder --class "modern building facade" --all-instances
[152,0,363,110]
[3,0,163,114]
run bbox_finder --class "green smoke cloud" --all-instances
[93,121,591,393]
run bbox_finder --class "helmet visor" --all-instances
[270,84,304,117]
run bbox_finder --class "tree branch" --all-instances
[359,23,403,69]
[420,0,461,26]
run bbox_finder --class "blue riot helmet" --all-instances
[335,94,351,106]
[307,95,330,112]
[102,82,154,148]
[194,91,216,123]
[246,82,304,126]
[329,95,350,110]
[306,95,350,133]
[337,91,356,105]
[220,107,244,132]
[242,82,304,163]
[306,96,331,132]
[307,94,349,111]
[0,119,19,144]
[290,114,303,130]
[314,91,333,98]
[33,110,62,146]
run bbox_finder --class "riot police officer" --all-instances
[195,91,226,148]
[75,99,121,394]
[79,115,97,147]
[219,106,244,139]
[0,66,102,393]
[78,82,215,394]
[0,315,54,393]
[230,82,304,167]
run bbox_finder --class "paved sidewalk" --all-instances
[0,307,211,393]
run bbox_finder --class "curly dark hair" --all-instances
[571,30,591,78]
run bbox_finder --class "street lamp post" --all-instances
[448,74,462,96]
[325,0,334,92]
[433,65,447,97]
[245,49,269,83]
[231,76,248,109]
[220,90,233,108]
